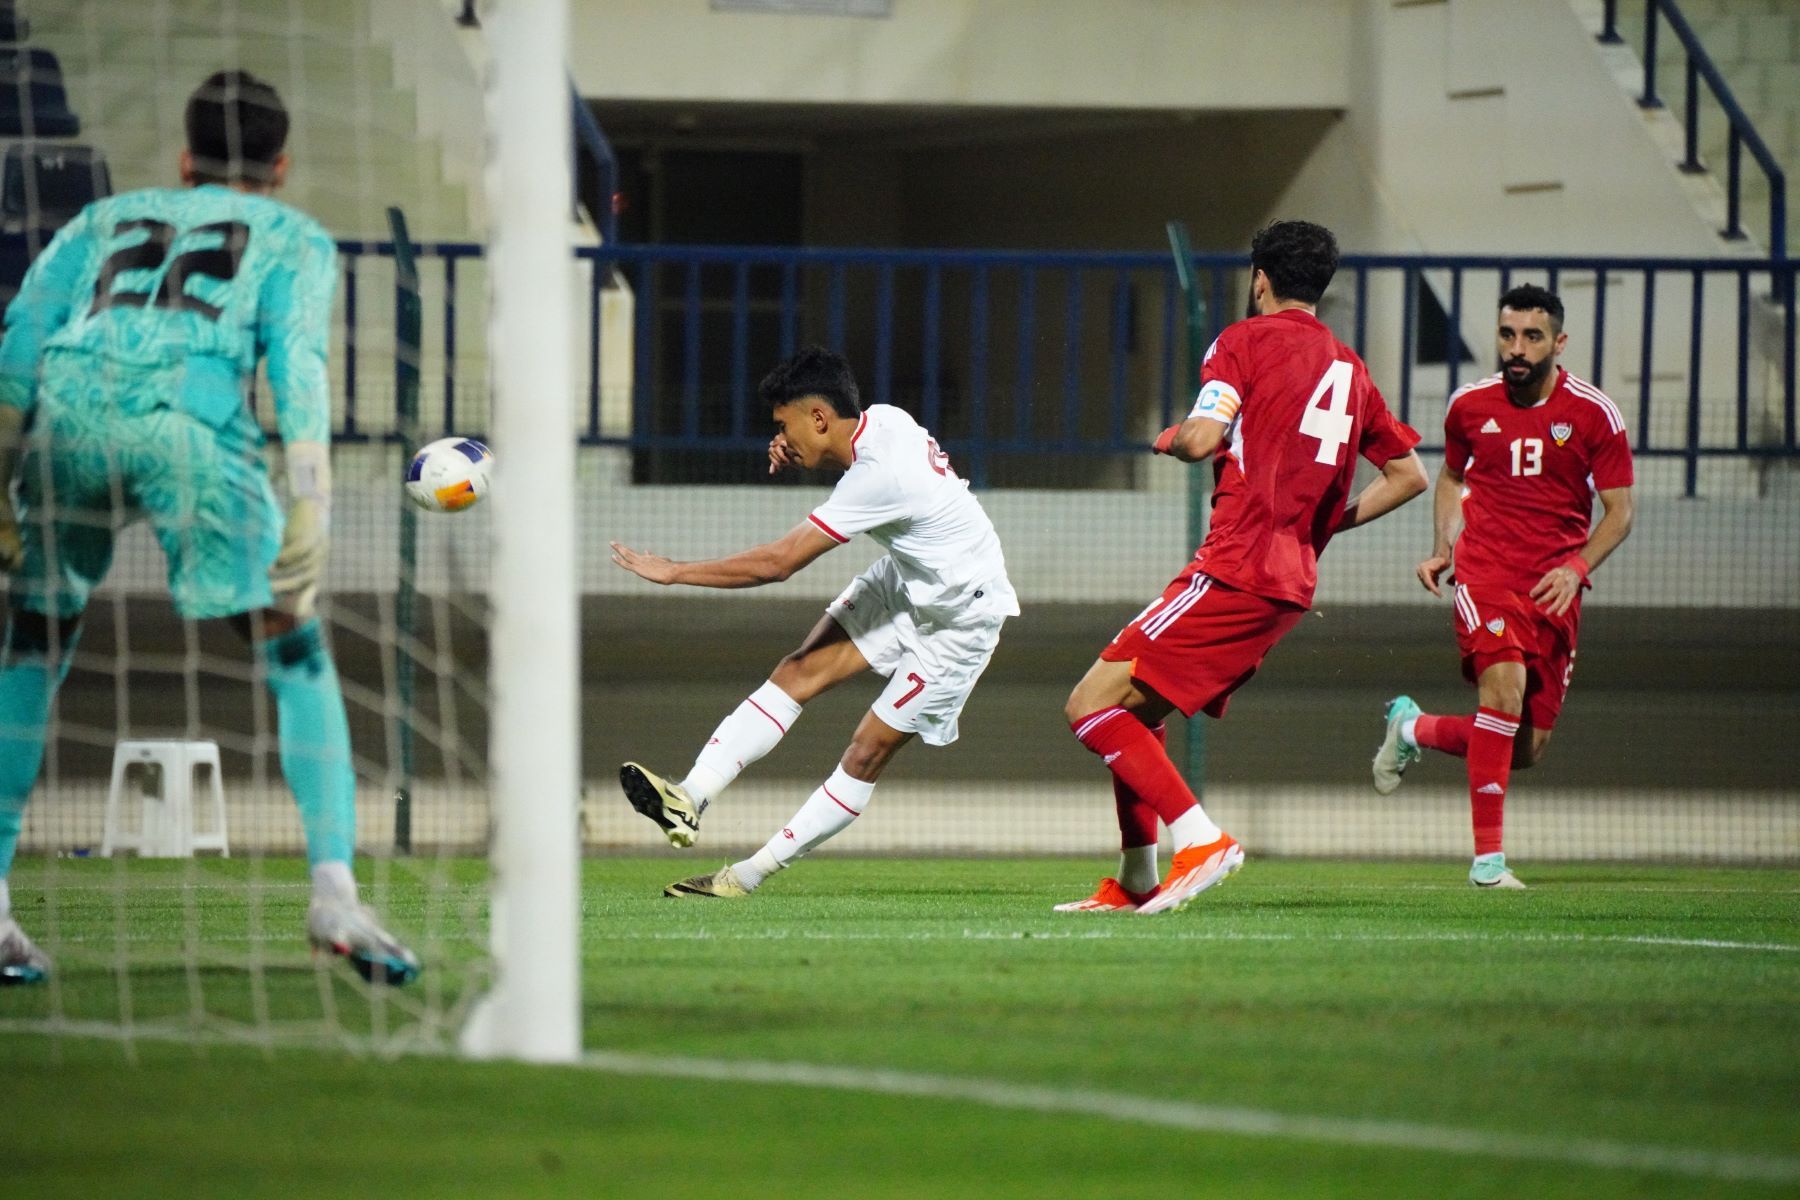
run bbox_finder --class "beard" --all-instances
[1244,281,1259,320]
[1501,355,1552,399]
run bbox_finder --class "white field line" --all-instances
[6,1019,1798,1186]
[586,928,1800,954]
[20,880,1800,897]
[577,1050,1800,1186]
[34,928,1800,954]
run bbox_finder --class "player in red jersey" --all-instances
[1059,220,1428,915]
[1371,285,1635,888]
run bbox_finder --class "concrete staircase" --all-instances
[30,0,478,242]
[22,0,493,443]
[1642,0,1799,243]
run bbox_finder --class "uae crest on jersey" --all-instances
[1485,617,1506,635]
[1550,422,1573,446]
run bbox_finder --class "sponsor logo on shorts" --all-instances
[1103,751,1122,765]
[1550,422,1573,446]
[782,827,795,840]
[1485,617,1505,635]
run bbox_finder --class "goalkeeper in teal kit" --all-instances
[0,72,418,985]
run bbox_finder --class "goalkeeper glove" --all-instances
[270,441,332,620]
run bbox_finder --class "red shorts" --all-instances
[1102,564,1305,718]
[1452,583,1581,729]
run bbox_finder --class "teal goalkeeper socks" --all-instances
[262,620,356,868]
[0,619,78,878]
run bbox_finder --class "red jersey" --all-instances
[1191,309,1420,607]
[1444,368,1635,593]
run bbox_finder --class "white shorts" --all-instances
[825,556,1007,747]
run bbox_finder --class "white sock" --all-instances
[736,765,875,882]
[1401,716,1420,749]
[0,878,10,920]
[1167,805,1222,851]
[310,860,358,905]
[1118,845,1159,895]
[729,847,782,892]
[682,680,803,811]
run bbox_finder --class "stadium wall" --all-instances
[84,451,1800,610]
[571,0,1352,111]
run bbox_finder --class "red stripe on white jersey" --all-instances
[849,411,869,462]
[808,513,850,543]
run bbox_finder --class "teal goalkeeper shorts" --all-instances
[11,362,282,620]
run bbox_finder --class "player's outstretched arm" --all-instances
[610,521,838,589]
[1530,485,1634,617]
[1339,450,1429,533]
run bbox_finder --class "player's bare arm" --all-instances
[1416,461,1466,596]
[1339,450,1428,532]
[610,521,837,589]
[1151,413,1228,462]
[1530,485,1634,617]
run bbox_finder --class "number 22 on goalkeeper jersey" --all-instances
[0,183,336,447]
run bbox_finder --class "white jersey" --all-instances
[807,405,1019,624]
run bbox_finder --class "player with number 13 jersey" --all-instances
[1370,285,1635,890]
[1441,365,1634,597]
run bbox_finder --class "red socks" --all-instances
[1113,722,1165,849]
[1468,707,1520,855]
[1072,708,1197,830]
[1413,713,1472,757]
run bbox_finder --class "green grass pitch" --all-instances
[2,856,1797,1199]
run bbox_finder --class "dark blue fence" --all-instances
[324,240,1799,495]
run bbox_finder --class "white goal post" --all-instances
[459,0,581,1062]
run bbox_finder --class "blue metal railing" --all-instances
[570,83,617,246]
[316,240,1798,499]
[1600,0,1788,258]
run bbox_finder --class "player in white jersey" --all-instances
[610,346,1018,898]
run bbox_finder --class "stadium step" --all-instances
[32,0,477,241]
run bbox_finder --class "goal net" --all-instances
[0,0,581,1055]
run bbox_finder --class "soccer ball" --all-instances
[405,437,494,512]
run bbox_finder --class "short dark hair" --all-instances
[759,346,862,419]
[1250,220,1339,306]
[1498,283,1564,333]
[185,71,289,184]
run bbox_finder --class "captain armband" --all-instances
[1187,380,1242,424]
